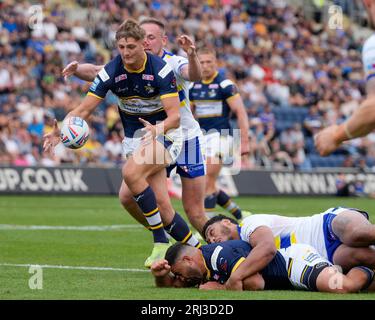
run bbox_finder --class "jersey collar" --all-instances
[124,52,147,73]
[161,49,173,59]
[237,224,242,238]
[202,71,219,85]
[199,250,211,281]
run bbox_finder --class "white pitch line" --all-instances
[0,224,143,231]
[0,263,148,273]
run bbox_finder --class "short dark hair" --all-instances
[115,19,145,42]
[139,17,166,33]
[165,242,189,266]
[202,214,237,241]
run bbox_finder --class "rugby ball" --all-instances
[60,116,90,149]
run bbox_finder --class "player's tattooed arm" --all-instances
[62,61,105,82]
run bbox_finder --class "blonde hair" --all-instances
[197,48,217,58]
[115,19,146,41]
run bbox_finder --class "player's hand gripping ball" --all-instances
[60,116,90,149]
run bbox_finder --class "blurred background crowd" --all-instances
[0,0,374,171]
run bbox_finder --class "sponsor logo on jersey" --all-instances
[90,77,100,91]
[115,74,127,83]
[144,83,155,94]
[158,63,173,79]
[98,68,110,82]
[220,79,234,89]
[171,77,177,89]
[209,84,219,89]
[142,74,154,81]
[208,89,217,98]
[219,257,228,272]
[194,84,202,89]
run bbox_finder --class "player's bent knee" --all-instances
[119,190,133,207]
[123,169,143,188]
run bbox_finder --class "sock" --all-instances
[204,193,217,212]
[134,186,168,244]
[353,266,375,291]
[165,212,201,248]
[216,189,242,220]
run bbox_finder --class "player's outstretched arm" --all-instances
[62,61,104,82]
[315,77,375,157]
[227,94,250,156]
[177,35,201,82]
[316,265,374,293]
[225,226,276,291]
[42,94,102,156]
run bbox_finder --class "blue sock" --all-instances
[217,189,242,220]
[134,186,168,244]
[204,193,217,212]
[165,212,201,248]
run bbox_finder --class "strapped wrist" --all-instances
[334,123,352,143]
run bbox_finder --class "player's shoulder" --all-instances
[163,51,188,73]
[242,214,271,223]
[147,52,173,79]
[162,49,175,59]
[103,54,122,73]
[217,72,235,89]
[98,54,122,82]
[363,33,375,53]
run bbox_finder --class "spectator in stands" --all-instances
[0,0,372,170]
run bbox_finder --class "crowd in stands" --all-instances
[0,0,374,171]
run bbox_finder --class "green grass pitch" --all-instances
[1,195,375,300]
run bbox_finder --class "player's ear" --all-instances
[162,35,167,47]
[182,255,192,262]
[222,219,232,227]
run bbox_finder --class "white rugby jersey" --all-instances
[362,34,375,82]
[162,50,202,140]
[237,207,351,260]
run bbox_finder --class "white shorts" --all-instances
[122,127,183,163]
[279,243,332,291]
[204,131,234,164]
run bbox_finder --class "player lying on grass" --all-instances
[202,207,375,289]
[151,240,375,293]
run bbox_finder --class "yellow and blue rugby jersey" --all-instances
[88,52,178,137]
[201,240,292,289]
[189,71,239,133]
